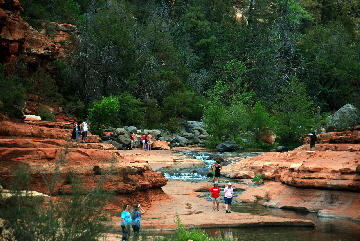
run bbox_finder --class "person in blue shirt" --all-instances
[131,203,145,240]
[120,204,132,241]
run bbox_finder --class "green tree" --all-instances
[204,101,249,149]
[144,99,162,129]
[28,67,63,106]
[162,90,204,120]
[0,65,26,117]
[117,92,145,126]
[274,76,316,146]
[298,23,360,111]
[21,0,81,27]
[248,102,278,145]
[88,96,120,136]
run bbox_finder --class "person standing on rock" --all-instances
[141,134,146,150]
[211,161,222,183]
[224,182,234,213]
[130,132,137,149]
[131,203,145,240]
[309,132,317,150]
[210,182,221,211]
[120,204,132,241]
[146,133,153,151]
[81,119,90,143]
[71,121,81,142]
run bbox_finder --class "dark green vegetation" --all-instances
[1,0,360,148]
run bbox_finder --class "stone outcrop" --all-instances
[0,119,168,208]
[0,0,78,74]
[104,121,209,150]
[222,143,360,192]
[236,181,360,220]
[221,133,360,221]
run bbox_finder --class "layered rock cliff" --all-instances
[0,117,168,210]
[0,0,77,74]
[222,134,360,220]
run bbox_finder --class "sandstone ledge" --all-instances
[129,180,315,231]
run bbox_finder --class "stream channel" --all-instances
[157,151,360,241]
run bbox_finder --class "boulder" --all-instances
[327,104,360,130]
[216,141,240,152]
[152,140,170,150]
[276,146,288,152]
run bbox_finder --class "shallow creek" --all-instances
[158,151,360,241]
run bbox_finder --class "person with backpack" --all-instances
[131,203,145,240]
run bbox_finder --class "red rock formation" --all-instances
[0,0,78,74]
[223,143,360,192]
[0,119,168,210]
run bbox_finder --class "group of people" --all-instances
[120,203,146,241]
[141,133,153,150]
[129,132,154,150]
[210,161,234,213]
[210,182,234,213]
[71,119,90,143]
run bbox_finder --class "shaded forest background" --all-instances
[1,0,360,148]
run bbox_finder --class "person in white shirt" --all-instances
[81,120,90,143]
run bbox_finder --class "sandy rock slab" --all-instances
[237,181,360,220]
[122,180,315,230]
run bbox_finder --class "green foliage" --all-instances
[0,65,26,117]
[28,68,63,105]
[36,105,56,122]
[88,96,120,136]
[204,101,249,149]
[0,143,113,241]
[252,174,263,183]
[21,0,81,27]
[163,90,204,120]
[117,92,145,126]
[144,99,163,129]
[3,0,360,143]
[274,76,316,145]
[248,102,278,144]
[154,216,234,241]
[161,117,183,134]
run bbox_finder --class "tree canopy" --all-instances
[3,0,360,147]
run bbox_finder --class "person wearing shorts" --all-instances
[141,134,146,149]
[210,182,221,211]
[211,161,222,183]
[224,182,234,213]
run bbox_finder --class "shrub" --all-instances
[88,96,120,136]
[0,64,26,117]
[0,143,113,241]
[36,105,56,121]
[154,216,235,241]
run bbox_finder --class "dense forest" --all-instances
[1,0,360,148]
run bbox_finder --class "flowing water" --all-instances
[159,151,360,241]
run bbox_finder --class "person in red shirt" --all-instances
[210,182,221,211]
[141,134,146,150]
